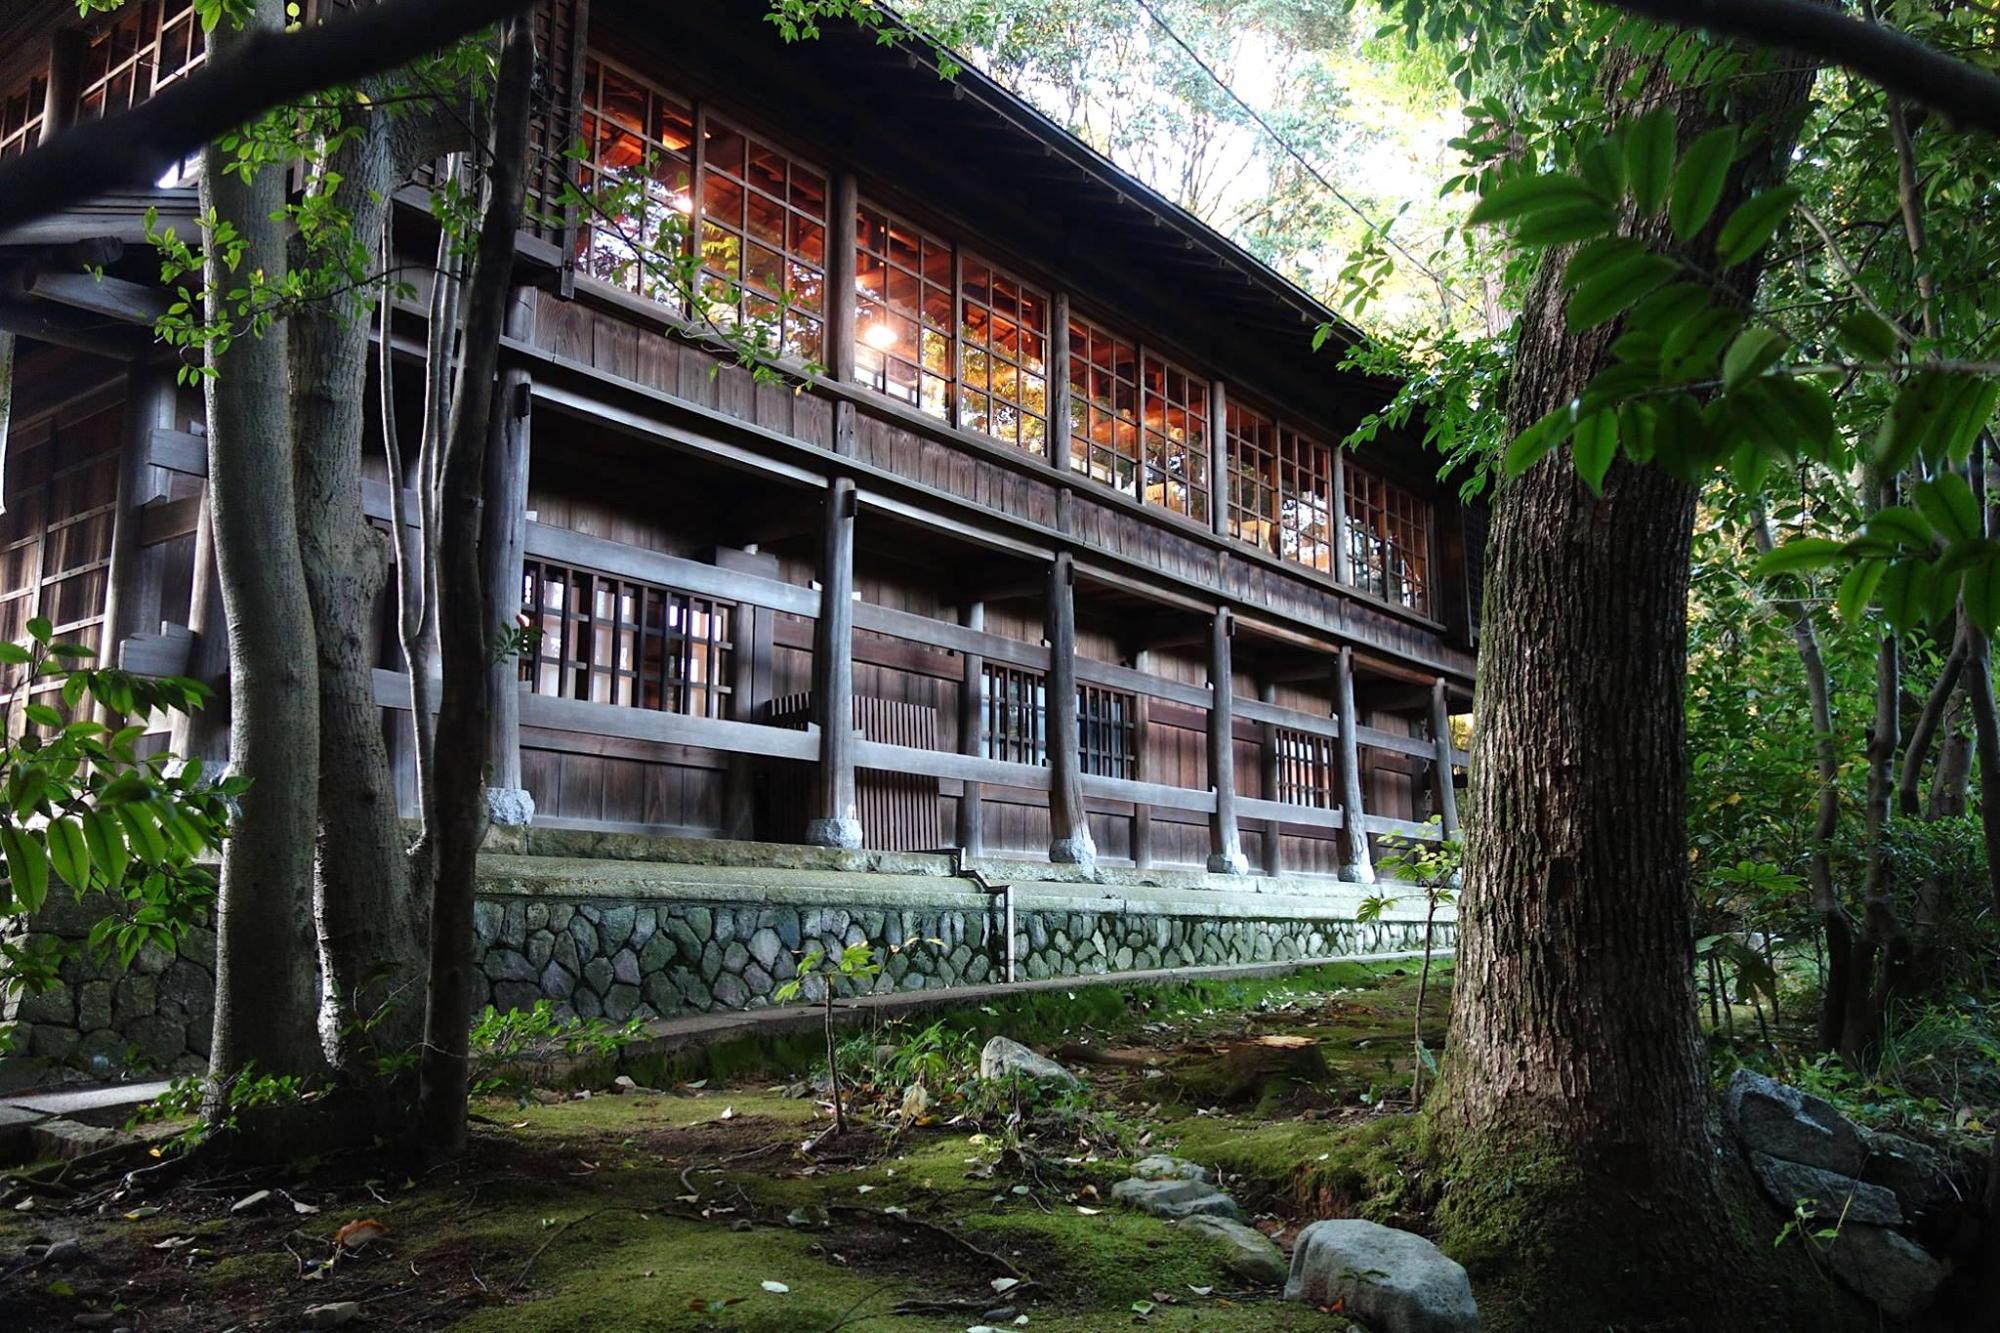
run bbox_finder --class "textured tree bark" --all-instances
[414,18,534,1154]
[1430,47,1814,1323]
[200,0,327,1135]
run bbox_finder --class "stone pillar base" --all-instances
[804,816,864,850]
[1342,862,1377,886]
[1206,850,1250,876]
[485,787,536,827]
[1048,829,1097,873]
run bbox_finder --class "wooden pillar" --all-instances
[1336,645,1375,883]
[807,475,861,848]
[169,492,230,766]
[1045,551,1093,868]
[0,333,12,504]
[1206,607,1247,874]
[42,29,81,138]
[1258,679,1282,877]
[1430,676,1461,840]
[103,363,176,670]
[719,547,779,841]
[1048,292,1073,476]
[481,289,535,823]
[829,172,858,454]
[1208,378,1229,539]
[1332,448,1354,588]
[1131,688,1154,869]
[955,598,986,857]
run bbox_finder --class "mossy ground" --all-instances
[0,962,1449,1330]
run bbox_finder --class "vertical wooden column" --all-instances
[102,363,177,670]
[955,598,986,857]
[829,171,859,454]
[719,547,779,840]
[807,475,862,848]
[42,30,81,138]
[1131,687,1154,869]
[1045,551,1094,868]
[169,493,230,766]
[1336,645,1375,883]
[1048,292,1073,476]
[1206,608,1247,874]
[0,333,13,494]
[481,289,535,823]
[1208,379,1229,539]
[1332,448,1354,588]
[1430,676,1461,840]
[1258,680,1282,876]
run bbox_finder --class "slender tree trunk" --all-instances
[1429,46,1813,1324]
[1845,469,1904,1064]
[291,95,429,1103]
[414,19,534,1154]
[200,0,327,1135]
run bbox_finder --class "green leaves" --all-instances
[1572,410,1619,495]
[1624,108,1676,214]
[1669,127,1739,239]
[1563,243,1676,331]
[1722,327,1788,390]
[1873,371,2000,474]
[1751,538,1844,577]
[1715,185,1800,267]
[1837,311,1898,363]
[1468,173,1615,246]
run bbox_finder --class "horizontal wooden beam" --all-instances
[145,426,207,477]
[1236,796,1344,831]
[117,626,192,677]
[523,520,821,618]
[25,270,171,326]
[523,689,820,762]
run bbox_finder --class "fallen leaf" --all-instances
[719,1106,737,1121]
[123,1206,162,1220]
[990,1276,1020,1293]
[760,1279,790,1293]
[1188,1285,1213,1296]
[230,1189,272,1214]
[303,1302,359,1328]
[333,1218,390,1251]
[1075,1206,1101,1216]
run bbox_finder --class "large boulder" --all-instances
[1748,1152,1902,1226]
[1826,1223,1950,1319]
[1860,1130,1959,1221]
[978,1036,1081,1088]
[1132,1154,1212,1184]
[1178,1214,1287,1285]
[1284,1219,1479,1333]
[1724,1068,1866,1176]
[1111,1176,1243,1221]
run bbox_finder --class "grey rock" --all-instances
[1726,1068,1866,1176]
[1826,1223,1949,1319]
[526,902,550,932]
[640,930,675,976]
[485,786,536,827]
[1861,1130,1959,1219]
[714,908,736,945]
[1110,1177,1243,1221]
[684,907,713,940]
[700,941,723,983]
[1132,1154,1212,1184]
[472,901,504,946]
[722,941,751,975]
[712,972,749,1008]
[1284,1219,1480,1333]
[744,964,774,997]
[527,930,556,971]
[484,950,535,983]
[600,905,637,948]
[159,962,214,1018]
[16,982,74,1026]
[28,1119,119,1161]
[552,931,579,973]
[127,1015,187,1071]
[747,927,783,971]
[568,915,598,963]
[604,983,640,1023]
[573,987,603,1018]
[774,910,802,949]
[493,982,540,1014]
[499,901,527,950]
[667,920,703,963]
[113,974,157,1027]
[77,981,111,1032]
[1178,1214,1287,1285]
[1749,1152,1901,1226]
[541,962,575,1000]
[642,973,679,1014]
[583,957,614,997]
[0,1103,48,1161]
[611,948,641,986]
[979,1036,1081,1088]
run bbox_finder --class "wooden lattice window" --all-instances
[1274,727,1338,809]
[1077,683,1136,780]
[575,56,694,302]
[1139,350,1209,523]
[958,257,1049,457]
[698,112,826,363]
[0,404,122,688]
[1067,315,1140,498]
[979,662,1047,767]
[854,202,953,418]
[75,0,205,186]
[0,74,46,161]
[1344,466,1433,615]
[1225,403,1336,575]
[521,560,733,718]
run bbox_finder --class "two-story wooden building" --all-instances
[0,0,1476,1077]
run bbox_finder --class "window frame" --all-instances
[694,105,829,365]
[521,559,736,720]
[574,53,697,305]
[0,73,46,162]
[956,253,1051,458]
[1225,401,1338,577]
[1342,463,1435,616]
[852,198,955,420]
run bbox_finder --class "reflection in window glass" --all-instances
[576,57,695,303]
[959,258,1048,457]
[854,204,953,418]
[699,114,826,362]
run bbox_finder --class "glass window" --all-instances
[1226,404,1336,575]
[959,257,1049,457]
[0,74,46,162]
[0,405,122,690]
[521,560,735,719]
[1139,350,1209,523]
[74,0,206,184]
[1067,316,1140,499]
[854,203,952,419]
[698,112,826,363]
[1344,466,1433,614]
[575,57,694,303]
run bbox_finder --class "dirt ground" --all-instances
[0,961,1447,1331]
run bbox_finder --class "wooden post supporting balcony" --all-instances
[955,598,986,857]
[43,30,81,137]
[169,497,230,766]
[103,363,177,671]
[1258,680,1282,876]
[1048,293,1073,478]
[1045,551,1094,868]
[481,289,536,825]
[1131,675,1154,869]
[1336,645,1375,883]
[1430,675,1461,840]
[807,474,862,848]
[1208,379,1228,539]
[829,172,859,455]
[1206,608,1248,875]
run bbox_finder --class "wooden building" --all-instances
[0,0,1477,892]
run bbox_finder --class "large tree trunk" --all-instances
[413,19,534,1155]
[289,93,435,1112]
[200,0,327,1136]
[1428,46,1815,1325]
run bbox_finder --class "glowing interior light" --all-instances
[669,191,693,214]
[863,322,898,351]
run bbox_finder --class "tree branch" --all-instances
[1594,0,2000,140]
[0,0,530,236]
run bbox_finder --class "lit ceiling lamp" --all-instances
[863,322,898,351]
[669,191,693,215]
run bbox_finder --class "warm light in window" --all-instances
[863,322,898,350]
[669,190,693,214]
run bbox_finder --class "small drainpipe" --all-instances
[954,849,1014,983]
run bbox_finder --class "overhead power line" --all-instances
[1129,0,1465,302]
